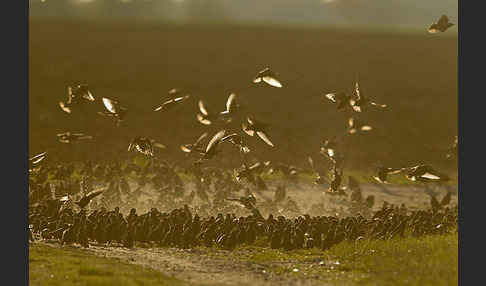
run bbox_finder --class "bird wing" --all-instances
[195,132,209,146]
[206,130,226,153]
[197,113,212,125]
[354,81,361,100]
[421,172,441,180]
[348,117,354,128]
[242,122,255,136]
[262,76,283,88]
[102,97,118,114]
[370,102,387,108]
[86,189,104,200]
[438,15,449,26]
[256,131,274,147]
[198,100,209,116]
[154,98,174,112]
[361,125,373,131]
[30,152,47,164]
[180,145,193,153]
[84,91,95,101]
[324,93,337,102]
[59,101,72,114]
[226,93,237,112]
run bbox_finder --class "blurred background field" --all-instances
[29,1,457,173]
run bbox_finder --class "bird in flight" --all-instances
[128,136,154,157]
[253,67,283,88]
[347,117,373,134]
[181,132,208,154]
[428,15,454,34]
[98,97,127,125]
[59,84,95,113]
[57,132,93,144]
[349,81,387,112]
[154,89,191,112]
[74,189,104,209]
[196,99,217,125]
[242,116,275,147]
[405,164,449,182]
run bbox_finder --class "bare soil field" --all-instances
[29,20,457,172]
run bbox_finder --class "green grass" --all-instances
[229,233,458,286]
[29,243,189,286]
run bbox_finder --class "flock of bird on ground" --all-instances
[29,15,457,249]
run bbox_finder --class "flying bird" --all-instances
[323,92,353,111]
[220,93,240,117]
[253,67,283,88]
[373,166,405,184]
[349,81,387,112]
[98,97,127,125]
[59,84,95,113]
[74,189,104,209]
[128,137,154,157]
[181,132,208,154]
[57,132,93,144]
[242,116,274,147]
[196,100,217,125]
[221,133,251,154]
[154,89,190,112]
[428,15,454,34]
[201,130,226,160]
[405,164,450,182]
[29,152,47,172]
[320,139,338,158]
[347,117,373,134]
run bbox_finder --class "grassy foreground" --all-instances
[29,243,187,286]
[227,233,458,286]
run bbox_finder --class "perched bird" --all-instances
[349,81,387,112]
[181,132,208,154]
[128,137,154,157]
[197,100,217,125]
[253,67,283,88]
[242,116,274,147]
[59,84,95,113]
[201,130,226,160]
[405,164,449,182]
[57,132,93,144]
[98,97,127,124]
[428,15,454,34]
[323,92,352,111]
[347,117,373,134]
[29,151,47,172]
[74,189,104,209]
[373,166,405,184]
[154,89,190,112]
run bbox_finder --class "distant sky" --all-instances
[30,0,458,31]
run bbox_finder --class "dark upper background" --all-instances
[29,0,458,172]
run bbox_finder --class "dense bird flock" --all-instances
[29,15,457,250]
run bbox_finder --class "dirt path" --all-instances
[79,244,329,286]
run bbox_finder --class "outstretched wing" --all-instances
[102,97,118,114]
[198,100,209,116]
[262,76,282,88]
[86,189,104,201]
[226,93,237,112]
[256,131,274,147]
[206,130,226,153]
[195,132,209,146]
